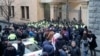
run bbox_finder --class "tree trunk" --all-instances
[7,16,10,23]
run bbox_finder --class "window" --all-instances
[8,6,15,17]
[21,6,25,18]
[21,6,29,19]
[26,6,29,19]
[25,44,41,54]
[8,6,11,16]
[12,6,14,17]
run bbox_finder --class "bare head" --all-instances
[71,41,76,47]
[83,31,87,34]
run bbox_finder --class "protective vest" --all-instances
[75,25,78,29]
[28,38,38,44]
[8,33,17,40]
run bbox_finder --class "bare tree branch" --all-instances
[0,0,14,22]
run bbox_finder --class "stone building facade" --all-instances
[88,0,100,35]
[0,0,89,25]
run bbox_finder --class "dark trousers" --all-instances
[90,49,96,56]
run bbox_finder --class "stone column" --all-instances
[62,4,67,20]
[81,1,88,25]
[50,4,55,21]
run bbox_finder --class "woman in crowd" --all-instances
[88,31,97,56]
[81,31,89,56]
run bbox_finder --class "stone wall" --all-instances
[89,0,100,35]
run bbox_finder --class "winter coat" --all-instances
[55,38,66,51]
[3,27,10,35]
[29,31,34,37]
[18,42,25,56]
[67,27,73,40]
[42,40,49,47]
[61,30,69,41]
[0,41,3,56]
[55,38,66,56]
[16,31,22,39]
[88,34,97,50]
[70,46,80,56]
[35,32,43,42]
[4,46,17,56]
[43,41,54,56]
[2,42,8,55]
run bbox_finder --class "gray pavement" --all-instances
[88,51,100,56]
[96,35,100,51]
[95,35,100,56]
[96,52,100,56]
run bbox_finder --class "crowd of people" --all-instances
[0,23,98,56]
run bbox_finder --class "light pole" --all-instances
[79,6,82,25]
[66,0,69,25]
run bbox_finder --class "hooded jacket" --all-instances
[43,40,54,56]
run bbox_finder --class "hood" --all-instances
[43,40,51,45]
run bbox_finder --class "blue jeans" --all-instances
[83,51,88,56]
[59,50,67,56]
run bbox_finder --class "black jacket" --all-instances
[88,34,97,49]
[4,46,17,56]
[55,38,66,50]
[70,46,80,56]
[2,42,8,55]
[0,41,3,56]
[43,41,54,56]
[18,42,25,56]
